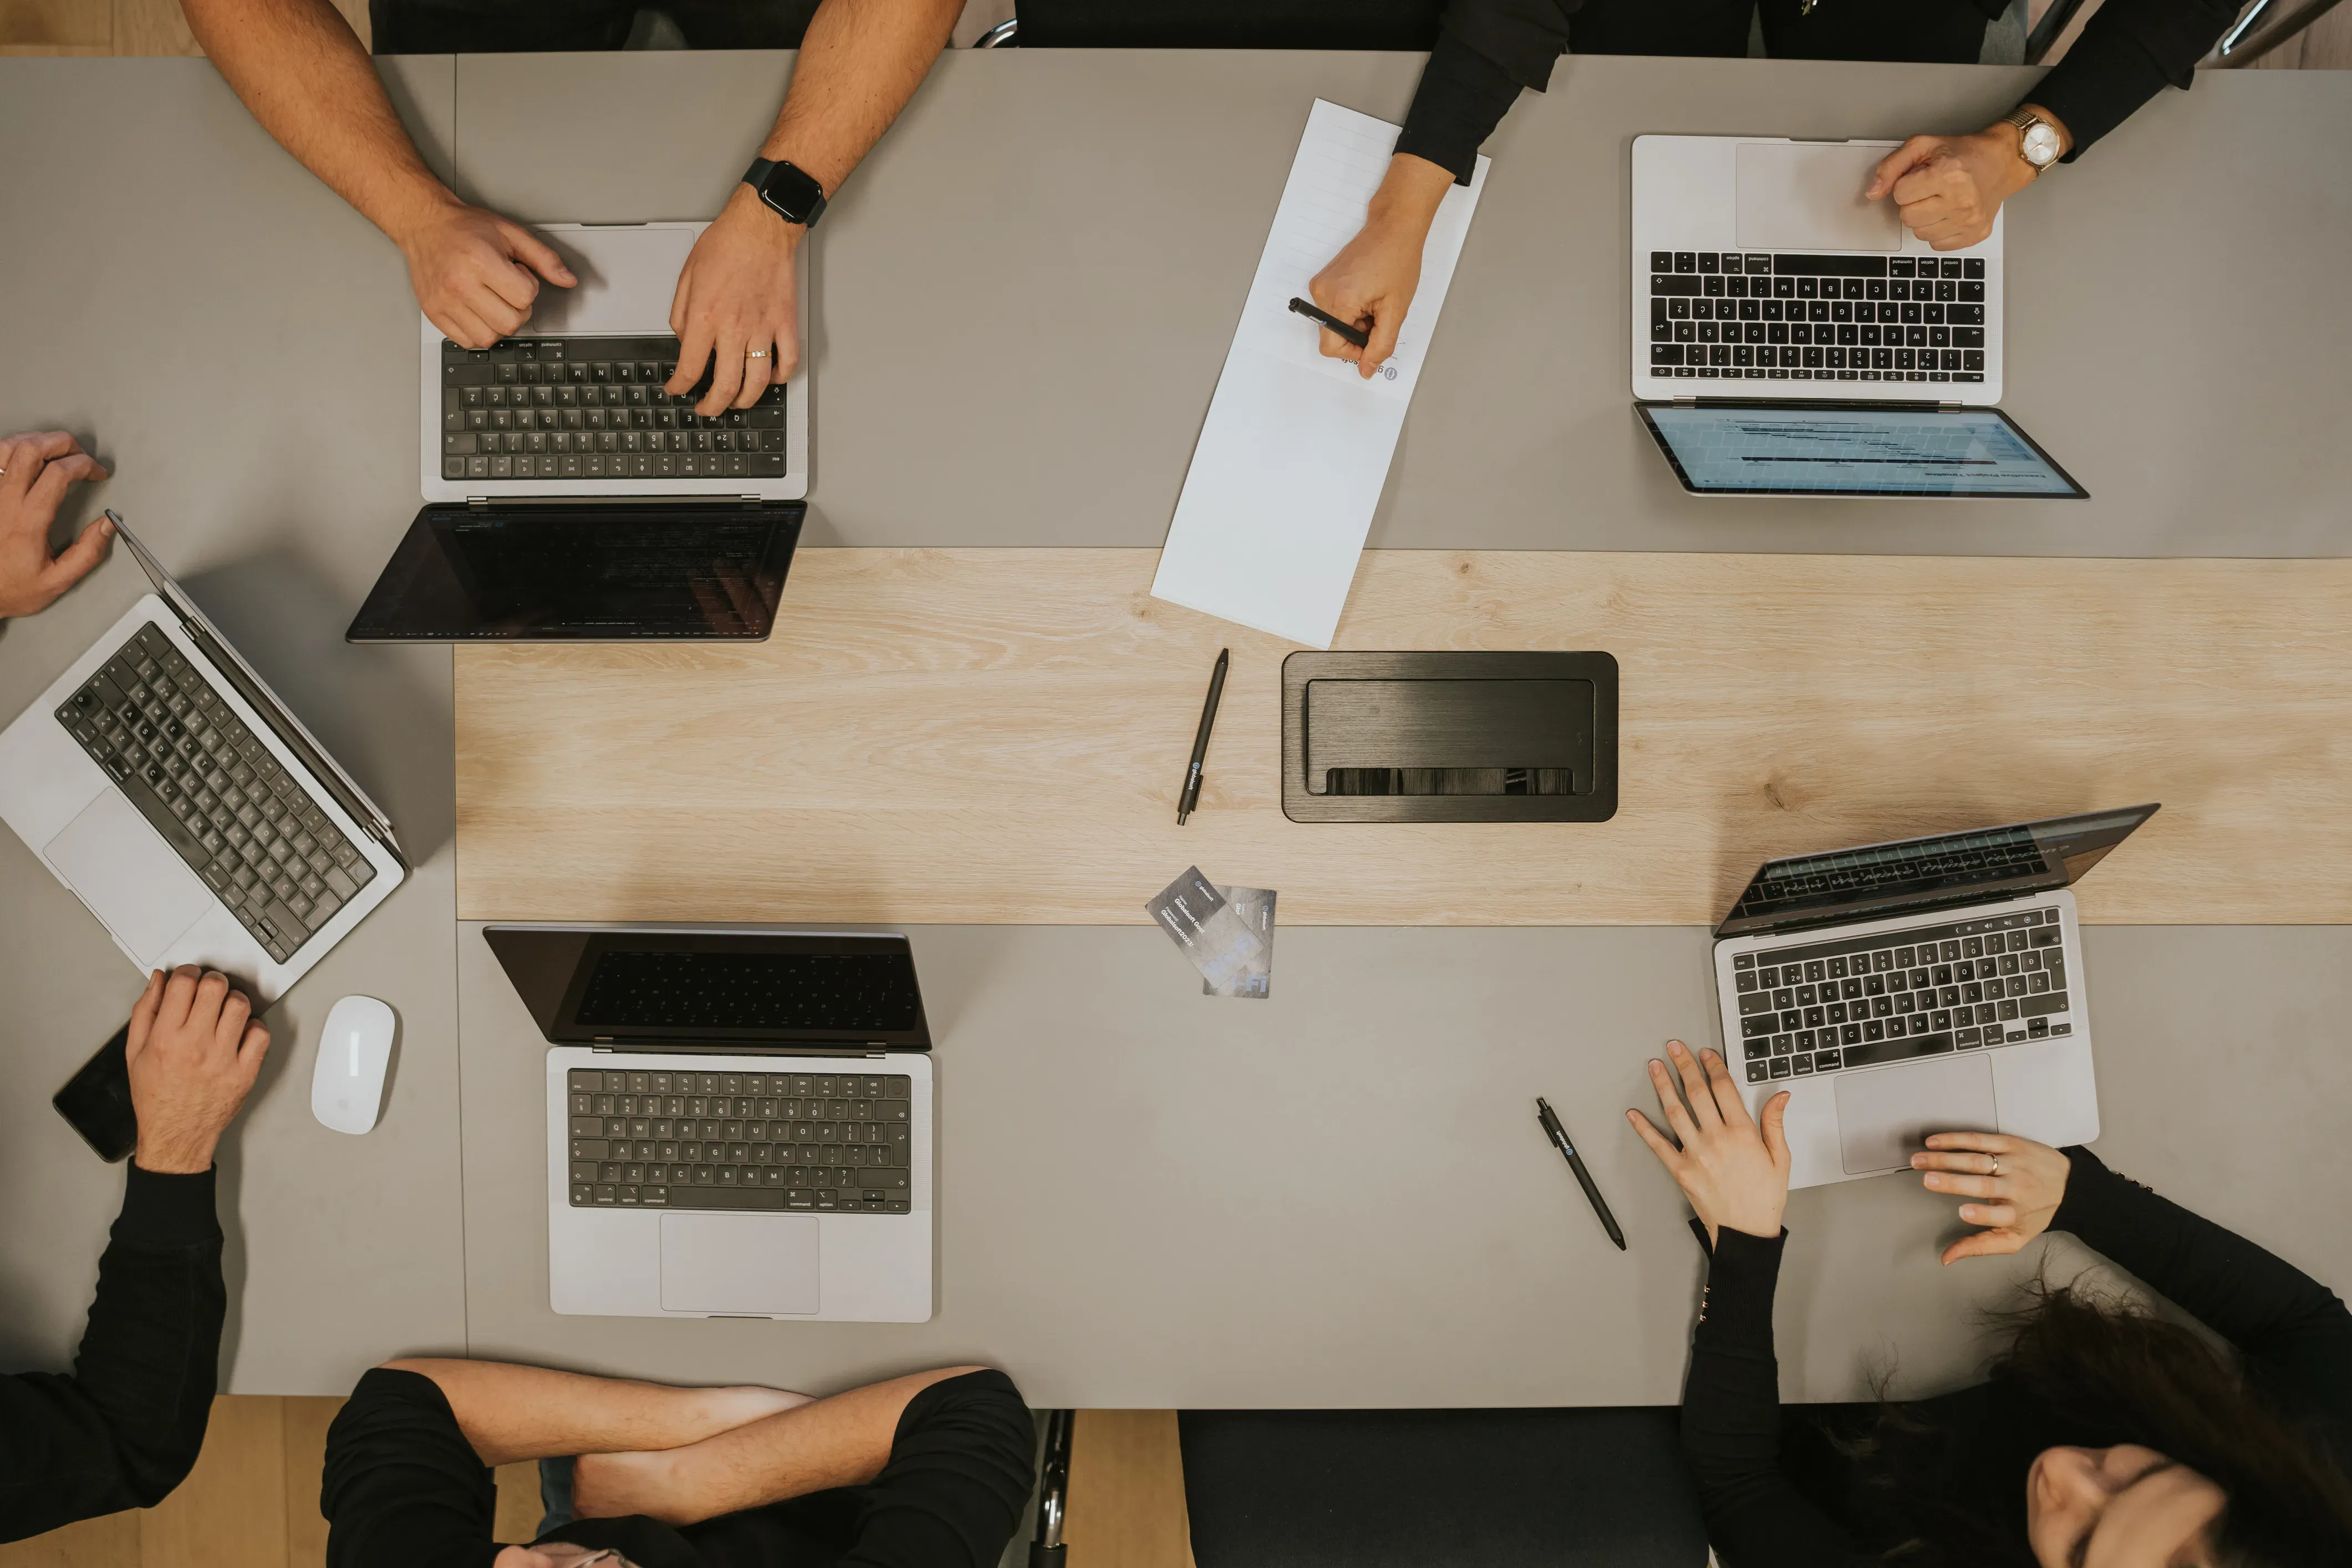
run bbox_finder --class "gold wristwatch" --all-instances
[2001,108,2064,178]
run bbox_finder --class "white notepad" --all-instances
[1151,99,1488,648]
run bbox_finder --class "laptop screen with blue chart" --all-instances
[1638,403,2085,499]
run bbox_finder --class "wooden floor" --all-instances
[0,1396,1185,1567]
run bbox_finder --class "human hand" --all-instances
[666,185,803,419]
[395,198,577,350]
[1626,1039,1790,1246]
[1307,153,1453,379]
[0,431,113,619]
[125,965,270,1175]
[1912,1131,2070,1265]
[1865,118,2058,251]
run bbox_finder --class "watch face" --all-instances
[2022,123,2061,166]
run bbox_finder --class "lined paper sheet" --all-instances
[1151,100,1488,648]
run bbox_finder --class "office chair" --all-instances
[1029,1409,1073,1568]
[1178,1407,1710,1568]
[974,0,1442,50]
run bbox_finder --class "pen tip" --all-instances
[1175,810,1189,825]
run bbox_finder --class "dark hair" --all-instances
[1833,1286,2352,1568]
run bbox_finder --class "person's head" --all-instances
[493,1547,636,1568]
[1849,1287,2352,1568]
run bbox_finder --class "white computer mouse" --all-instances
[312,995,396,1135]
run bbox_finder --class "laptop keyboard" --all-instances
[440,337,790,482]
[1732,908,2070,1084]
[53,625,376,964]
[1648,252,1987,384]
[567,1068,914,1214]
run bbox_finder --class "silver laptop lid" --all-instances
[1715,805,2160,940]
[111,512,405,862]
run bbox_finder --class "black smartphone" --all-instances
[54,1026,136,1163]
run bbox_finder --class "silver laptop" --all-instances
[0,517,408,1005]
[419,221,808,503]
[1712,806,2157,1189]
[1631,135,2083,500]
[488,926,934,1323]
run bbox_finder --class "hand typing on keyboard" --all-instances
[665,184,805,419]
[0,430,112,620]
[1867,106,2075,252]
[397,200,578,351]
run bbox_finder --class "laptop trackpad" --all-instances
[1737,142,1902,253]
[44,790,213,965]
[1835,1054,1997,1174]
[660,1213,820,1315]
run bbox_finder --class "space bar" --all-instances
[1839,1031,1954,1068]
[663,1188,782,1210]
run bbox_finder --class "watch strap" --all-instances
[743,157,828,230]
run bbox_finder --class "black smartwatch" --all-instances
[742,157,828,230]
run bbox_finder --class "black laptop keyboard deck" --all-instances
[568,1069,914,1214]
[441,337,789,482]
[1650,252,1988,384]
[1733,908,2070,1083]
[54,625,376,963]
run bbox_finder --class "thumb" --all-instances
[237,1019,272,1088]
[501,220,576,288]
[43,510,114,591]
[1357,305,1403,380]
[1761,1090,1792,1170]
[1867,136,1940,200]
[1941,1229,2020,1266]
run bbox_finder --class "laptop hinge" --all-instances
[588,1042,893,1058]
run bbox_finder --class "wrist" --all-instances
[1368,154,1453,230]
[134,1133,218,1175]
[729,181,808,250]
[381,184,471,256]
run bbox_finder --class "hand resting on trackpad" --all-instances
[1835,1053,1997,1174]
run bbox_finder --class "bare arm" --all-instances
[180,0,575,347]
[380,1360,808,1468]
[665,0,964,417]
[571,1367,986,1526]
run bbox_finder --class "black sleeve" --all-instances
[1678,1228,1868,1568]
[837,1369,1038,1568]
[2029,0,2239,158]
[1396,0,1582,184]
[0,1165,224,1544]
[321,1368,503,1568]
[2051,1147,2352,1455]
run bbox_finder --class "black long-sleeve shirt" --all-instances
[1678,1148,2352,1566]
[1393,0,2242,185]
[322,1367,1038,1568]
[0,1165,225,1541]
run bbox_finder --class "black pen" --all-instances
[1176,649,1229,825]
[1287,296,1370,349]
[1536,1097,1626,1250]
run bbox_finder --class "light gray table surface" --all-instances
[3,54,2349,1402]
[449,48,2352,556]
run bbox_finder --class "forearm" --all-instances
[756,0,964,194]
[383,1361,792,1467]
[182,0,455,245]
[2029,0,2237,158]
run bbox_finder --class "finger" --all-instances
[1316,325,1355,363]
[1941,1229,2025,1266]
[1701,1047,1752,1127]
[190,968,231,1031]
[669,313,716,401]
[1890,165,1959,208]
[470,265,537,329]
[1867,136,1942,199]
[1624,1107,1686,1172]
[212,985,253,1053]
[1911,1151,2002,1178]
[157,964,203,1032]
[1648,1058,1700,1146]
[1666,1040,1718,1128]
[700,324,748,419]
[1920,1169,1999,1200]
[25,453,109,532]
[429,300,497,353]
[1957,1201,2018,1229]
[1760,1090,1792,1170]
[1896,193,1954,233]
[39,510,116,595]
[767,327,801,385]
[498,218,577,288]
[1921,1131,2015,1154]
[734,338,776,411]
[1927,222,1988,253]
[1358,309,1402,380]
[0,431,79,500]
[236,1019,272,1087]
[126,969,167,1055]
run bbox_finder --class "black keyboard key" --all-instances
[1841,1030,1954,1068]
[1774,254,1890,277]
[1651,275,1702,296]
[1651,251,1672,271]
[2020,991,2070,1017]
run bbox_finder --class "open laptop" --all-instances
[359,222,808,640]
[0,516,408,1005]
[1631,135,2084,500]
[487,925,934,1323]
[1711,805,2157,1188]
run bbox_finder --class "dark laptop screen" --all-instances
[347,503,801,642]
[1715,805,2159,938]
[1637,403,2086,498]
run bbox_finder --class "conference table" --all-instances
[2,47,2348,1409]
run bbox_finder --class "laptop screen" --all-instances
[1638,403,2085,498]
[1715,804,2160,938]
[347,503,801,642]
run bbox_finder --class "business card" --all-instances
[1205,886,1275,999]
[1147,866,1267,996]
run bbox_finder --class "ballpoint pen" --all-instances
[1537,1096,1626,1250]
[1287,296,1371,349]
[1176,648,1229,824]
